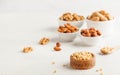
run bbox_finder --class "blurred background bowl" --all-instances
[86,19,115,37]
[80,33,102,46]
[58,31,79,42]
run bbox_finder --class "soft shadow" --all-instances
[98,52,110,56]
[72,41,90,47]
[50,37,60,42]
[45,26,57,32]
[62,63,93,71]
[50,37,76,43]
[62,63,74,70]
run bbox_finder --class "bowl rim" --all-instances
[58,30,79,34]
[58,19,85,22]
[86,18,115,23]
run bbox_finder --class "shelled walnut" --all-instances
[39,37,50,45]
[23,47,33,53]
[100,47,114,54]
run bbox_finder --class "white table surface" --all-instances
[0,0,120,75]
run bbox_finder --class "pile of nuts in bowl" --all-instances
[71,51,94,60]
[70,51,95,70]
[58,23,79,33]
[87,10,114,21]
[81,28,101,37]
[57,23,79,42]
[59,12,85,21]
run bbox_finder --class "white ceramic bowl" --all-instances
[58,19,84,28]
[80,34,102,46]
[58,31,78,42]
[86,19,115,37]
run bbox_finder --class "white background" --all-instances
[0,0,120,75]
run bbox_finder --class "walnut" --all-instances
[39,37,50,45]
[23,47,33,53]
[100,47,114,54]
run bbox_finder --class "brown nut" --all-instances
[81,28,101,37]
[54,46,61,51]
[91,17,100,21]
[100,47,114,54]
[56,42,61,47]
[39,37,50,45]
[23,47,33,53]
[96,30,102,36]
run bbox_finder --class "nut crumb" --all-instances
[53,70,56,73]
[62,64,67,67]
[52,62,55,64]
[96,69,99,72]
[100,72,104,75]
[96,68,103,72]
[99,68,103,71]
[23,47,33,53]
[39,37,50,45]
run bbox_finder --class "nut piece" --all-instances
[59,12,84,21]
[87,10,114,21]
[58,23,79,33]
[56,42,61,47]
[100,47,114,54]
[39,37,50,45]
[81,28,101,37]
[53,70,57,73]
[96,68,103,72]
[23,47,33,53]
[54,42,62,51]
[52,61,55,64]
[96,68,104,75]
[62,64,67,67]
[100,72,104,75]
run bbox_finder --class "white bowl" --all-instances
[86,19,115,37]
[58,31,78,42]
[80,34,102,46]
[58,19,84,28]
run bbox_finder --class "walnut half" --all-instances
[39,37,50,45]
[23,47,33,53]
